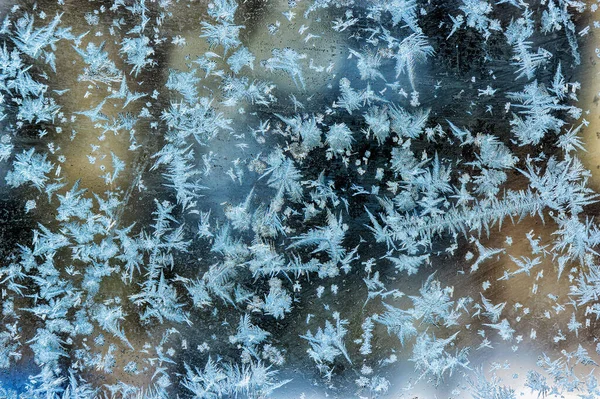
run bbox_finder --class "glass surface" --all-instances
[0,0,599,398]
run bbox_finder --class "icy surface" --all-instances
[0,0,600,398]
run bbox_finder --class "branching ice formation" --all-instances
[0,0,599,398]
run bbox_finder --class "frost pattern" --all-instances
[0,0,598,398]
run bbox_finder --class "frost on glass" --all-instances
[0,0,599,398]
